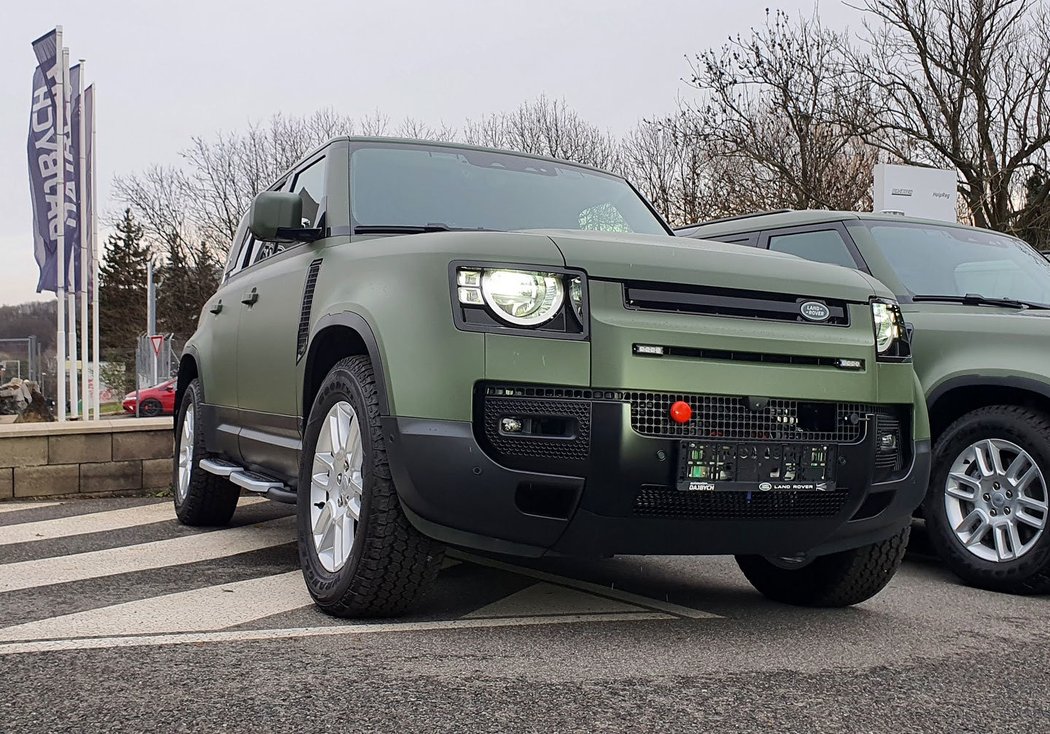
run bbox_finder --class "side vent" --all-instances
[296,259,323,363]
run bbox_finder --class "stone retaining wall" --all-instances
[0,418,173,499]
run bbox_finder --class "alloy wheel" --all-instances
[309,400,364,573]
[176,402,194,502]
[944,438,1049,562]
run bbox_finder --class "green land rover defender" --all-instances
[173,139,930,617]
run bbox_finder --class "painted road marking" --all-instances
[0,612,677,656]
[0,516,294,592]
[0,571,311,642]
[464,582,647,618]
[0,502,59,515]
[454,551,722,620]
[0,498,265,546]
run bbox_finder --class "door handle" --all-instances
[209,300,223,314]
[241,288,259,306]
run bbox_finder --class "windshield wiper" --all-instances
[912,294,1050,310]
[353,223,502,235]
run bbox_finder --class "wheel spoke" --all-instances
[1016,510,1046,529]
[992,524,1014,561]
[1007,522,1024,558]
[1014,465,1041,493]
[973,442,995,477]
[313,501,334,538]
[1018,494,1048,512]
[945,478,978,501]
[956,510,990,547]
[347,494,362,522]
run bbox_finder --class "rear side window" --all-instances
[768,229,857,269]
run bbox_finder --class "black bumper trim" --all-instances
[385,397,931,559]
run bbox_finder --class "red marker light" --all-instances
[670,400,692,424]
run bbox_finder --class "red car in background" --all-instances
[123,379,176,417]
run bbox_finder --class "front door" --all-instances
[235,153,328,479]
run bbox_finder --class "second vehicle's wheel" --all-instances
[297,355,444,618]
[736,527,910,607]
[173,379,240,526]
[924,406,1050,594]
[139,398,162,417]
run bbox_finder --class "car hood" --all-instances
[906,302,1050,336]
[539,230,886,302]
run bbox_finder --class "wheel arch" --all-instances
[175,350,201,423]
[927,376,1050,440]
[302,313,390,418]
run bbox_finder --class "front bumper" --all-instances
[384,391,931,559]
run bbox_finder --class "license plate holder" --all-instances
[677,441,837,492]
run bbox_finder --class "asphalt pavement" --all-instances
[0,496,1046,733]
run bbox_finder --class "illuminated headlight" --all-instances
[871,299,905,354]
[458,269,565,327]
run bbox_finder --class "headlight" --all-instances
[568,277,584,322]
[871,299,907,356]
[459,269,565,327]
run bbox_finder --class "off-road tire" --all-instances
[925,406,1050,595]
[736,527,910,607]
[173,379,240,526]
[140,398,163,417]
[298,355,444,617]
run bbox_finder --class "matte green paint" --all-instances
[186,142,926,445]
[684,209,1043,435]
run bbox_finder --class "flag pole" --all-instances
[54,28,66,422]
[77,59,89,419]
[63,49,78,420]
[90,84,100,419]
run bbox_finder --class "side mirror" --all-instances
[249,192,322,242]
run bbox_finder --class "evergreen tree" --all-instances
[156,239,220,340]
[98,209,150,364]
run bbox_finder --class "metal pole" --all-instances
[78,59,89,418]
[54,28,66,422]
[147,262,157,386]
[90,83,100,418]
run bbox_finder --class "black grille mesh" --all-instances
[634,487,850,519]
[483,397,591,461]
[626,393,870,443]
[874,411,905,479]
[296,259,323,362]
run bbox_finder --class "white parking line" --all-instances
[0,571,311,642]
[0,612,678,655]
[0,498,266,546]
[0,502,59,515]
[0,516,295,592]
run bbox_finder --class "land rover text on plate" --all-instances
[173,139,931,617]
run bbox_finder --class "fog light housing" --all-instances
[877,432,898,452]
[501,417,523,434]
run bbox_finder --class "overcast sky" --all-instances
[0,0,863,307]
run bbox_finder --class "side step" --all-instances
[199,459,297,504]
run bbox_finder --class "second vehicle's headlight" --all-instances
[871,300,902,353]
[479,269,565,326]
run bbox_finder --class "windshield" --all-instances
[349,143,668,236]
[866,221,1050,305]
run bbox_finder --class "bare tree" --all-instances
[464,95,620,169]
[618,118,712,226]
[683,9,876,214]
[847,0,1050,233]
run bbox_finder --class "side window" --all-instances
[767,229,858,269]
[292,158,327,229]
[223,213,251,282]
[713,232,759,247]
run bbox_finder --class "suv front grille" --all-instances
[626,392,871,443]
[634,486,849,519]
[624,282,850,325]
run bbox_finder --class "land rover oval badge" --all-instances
[800,301,831,322]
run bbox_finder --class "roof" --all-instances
[296,136,620,179]
[676,210,985,238]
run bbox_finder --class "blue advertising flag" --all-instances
[28,30,80,294]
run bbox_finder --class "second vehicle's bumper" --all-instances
[384,391,931,559]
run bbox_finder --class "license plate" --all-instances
[677,441,837,492]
